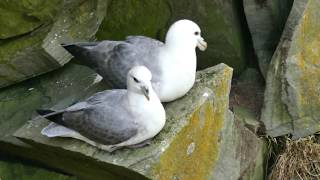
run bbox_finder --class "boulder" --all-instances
[244,0,293,78]
[0,0,107,88]
[261,0,320,138]
[96,0,249,75]
[13,64,232,180]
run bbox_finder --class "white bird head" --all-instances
[127,66,153,101]
[165,19,207,51]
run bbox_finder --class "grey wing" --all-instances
[66,90,126,111]
[104,36,164,88]
[85,41,122,73]
[63,97,137,145]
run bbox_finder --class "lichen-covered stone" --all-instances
[96,0,248,75]
[261,0,320,138]
[10,63,268,180]
[244,0,293,78]
[0,0,107,88]
[12,64,231,180]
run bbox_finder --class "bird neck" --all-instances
[126,91,158,106]
[161,42,197,66]
[164,39,196,53]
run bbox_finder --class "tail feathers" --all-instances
[61,42,99,48]
[61,44,89,56]
[36,109,66,126]
[61,44,99,69]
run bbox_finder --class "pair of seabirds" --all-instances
[38,19,207,152]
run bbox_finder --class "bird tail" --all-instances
[36,109,66,126]
[61,43,100,69]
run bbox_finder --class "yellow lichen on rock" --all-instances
[262,0,320,138]
[290,0,320,118]
[151,66,233,180]
[153,101,222,180]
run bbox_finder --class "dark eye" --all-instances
[194,31,199,36]
[133,77,140,83]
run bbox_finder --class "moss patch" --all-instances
[96,0,170,40]
[0,0,64,39]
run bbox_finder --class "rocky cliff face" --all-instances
[0,0,251,90]
[3,0,320,179]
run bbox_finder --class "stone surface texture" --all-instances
[261,0,320,138]
[244,0,293,78]
[0,0,107,88]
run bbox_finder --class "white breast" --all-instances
[128,93,166,143]
[157,48,197,102]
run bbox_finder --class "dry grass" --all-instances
[269,136,320,180]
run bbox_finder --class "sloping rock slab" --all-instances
[0,0,107,88]
[15,64,234,180]
[261,0,320,138]
[0,63,107,164]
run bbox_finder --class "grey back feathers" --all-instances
[63,36,163,89]
[40,90,137,145]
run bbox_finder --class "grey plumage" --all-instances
[39,66,166,152]
[62,20,207,102]
[63,36,163,88]
[39,90,137,145]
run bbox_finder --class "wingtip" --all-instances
[36,109,55,116]
[60,43,73,48]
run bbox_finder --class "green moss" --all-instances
[0,0,107,88]
[96,0,171,40]
[0,0,64,39]
[0,160,75,180]
[167,0,246,75]
[0,25,51,64]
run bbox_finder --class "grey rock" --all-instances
[261,0,320,138]
[244,0,293,78]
